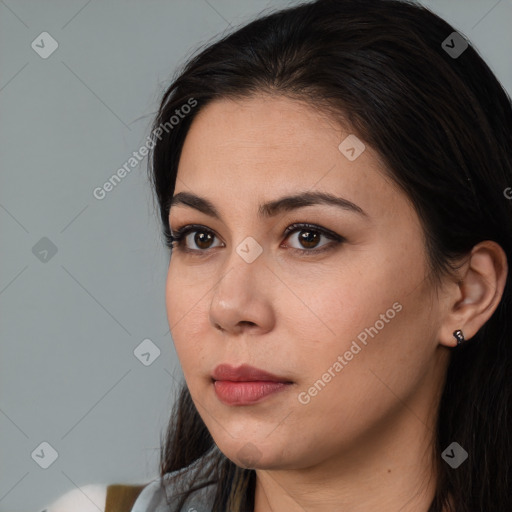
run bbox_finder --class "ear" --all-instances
[438,240,508,348]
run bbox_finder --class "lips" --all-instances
[211,364,294,405]
[211,363,292,383]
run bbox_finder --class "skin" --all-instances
[165,94,508,512]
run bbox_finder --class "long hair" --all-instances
[147,1,512,510]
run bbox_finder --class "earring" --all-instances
[453,329,465,346]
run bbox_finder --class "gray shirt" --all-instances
[131,446,222,512]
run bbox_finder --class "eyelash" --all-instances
[168,222,344,257]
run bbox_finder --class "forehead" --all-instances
[182,94,344,158]
[175,94,405,221]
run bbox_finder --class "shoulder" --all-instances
[41,484,107,512]
[132,447,221,512]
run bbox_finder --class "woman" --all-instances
[44,0,512,510]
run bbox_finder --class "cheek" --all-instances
[165,263,206,366]
[294,239,429,381]
[290,289,430,446]
[296,259,402,349]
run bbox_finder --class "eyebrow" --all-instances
[168,191,368,220]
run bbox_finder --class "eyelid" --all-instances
[169,222,344,254]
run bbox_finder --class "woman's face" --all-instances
[166,94,449,470]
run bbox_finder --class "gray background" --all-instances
[1,0,511,510]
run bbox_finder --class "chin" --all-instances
[215,438,296,470]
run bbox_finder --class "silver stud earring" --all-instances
[453,329,465,346]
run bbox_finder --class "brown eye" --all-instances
[283,223,342,254]
[170,222,343,257]
[296,229,322,249]
[169,225,223,254]
[193,231,214,249]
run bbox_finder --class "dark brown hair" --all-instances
[147,0,512,510]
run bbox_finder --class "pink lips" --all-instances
[212,364,293,405]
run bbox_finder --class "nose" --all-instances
[208,251,275,336]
